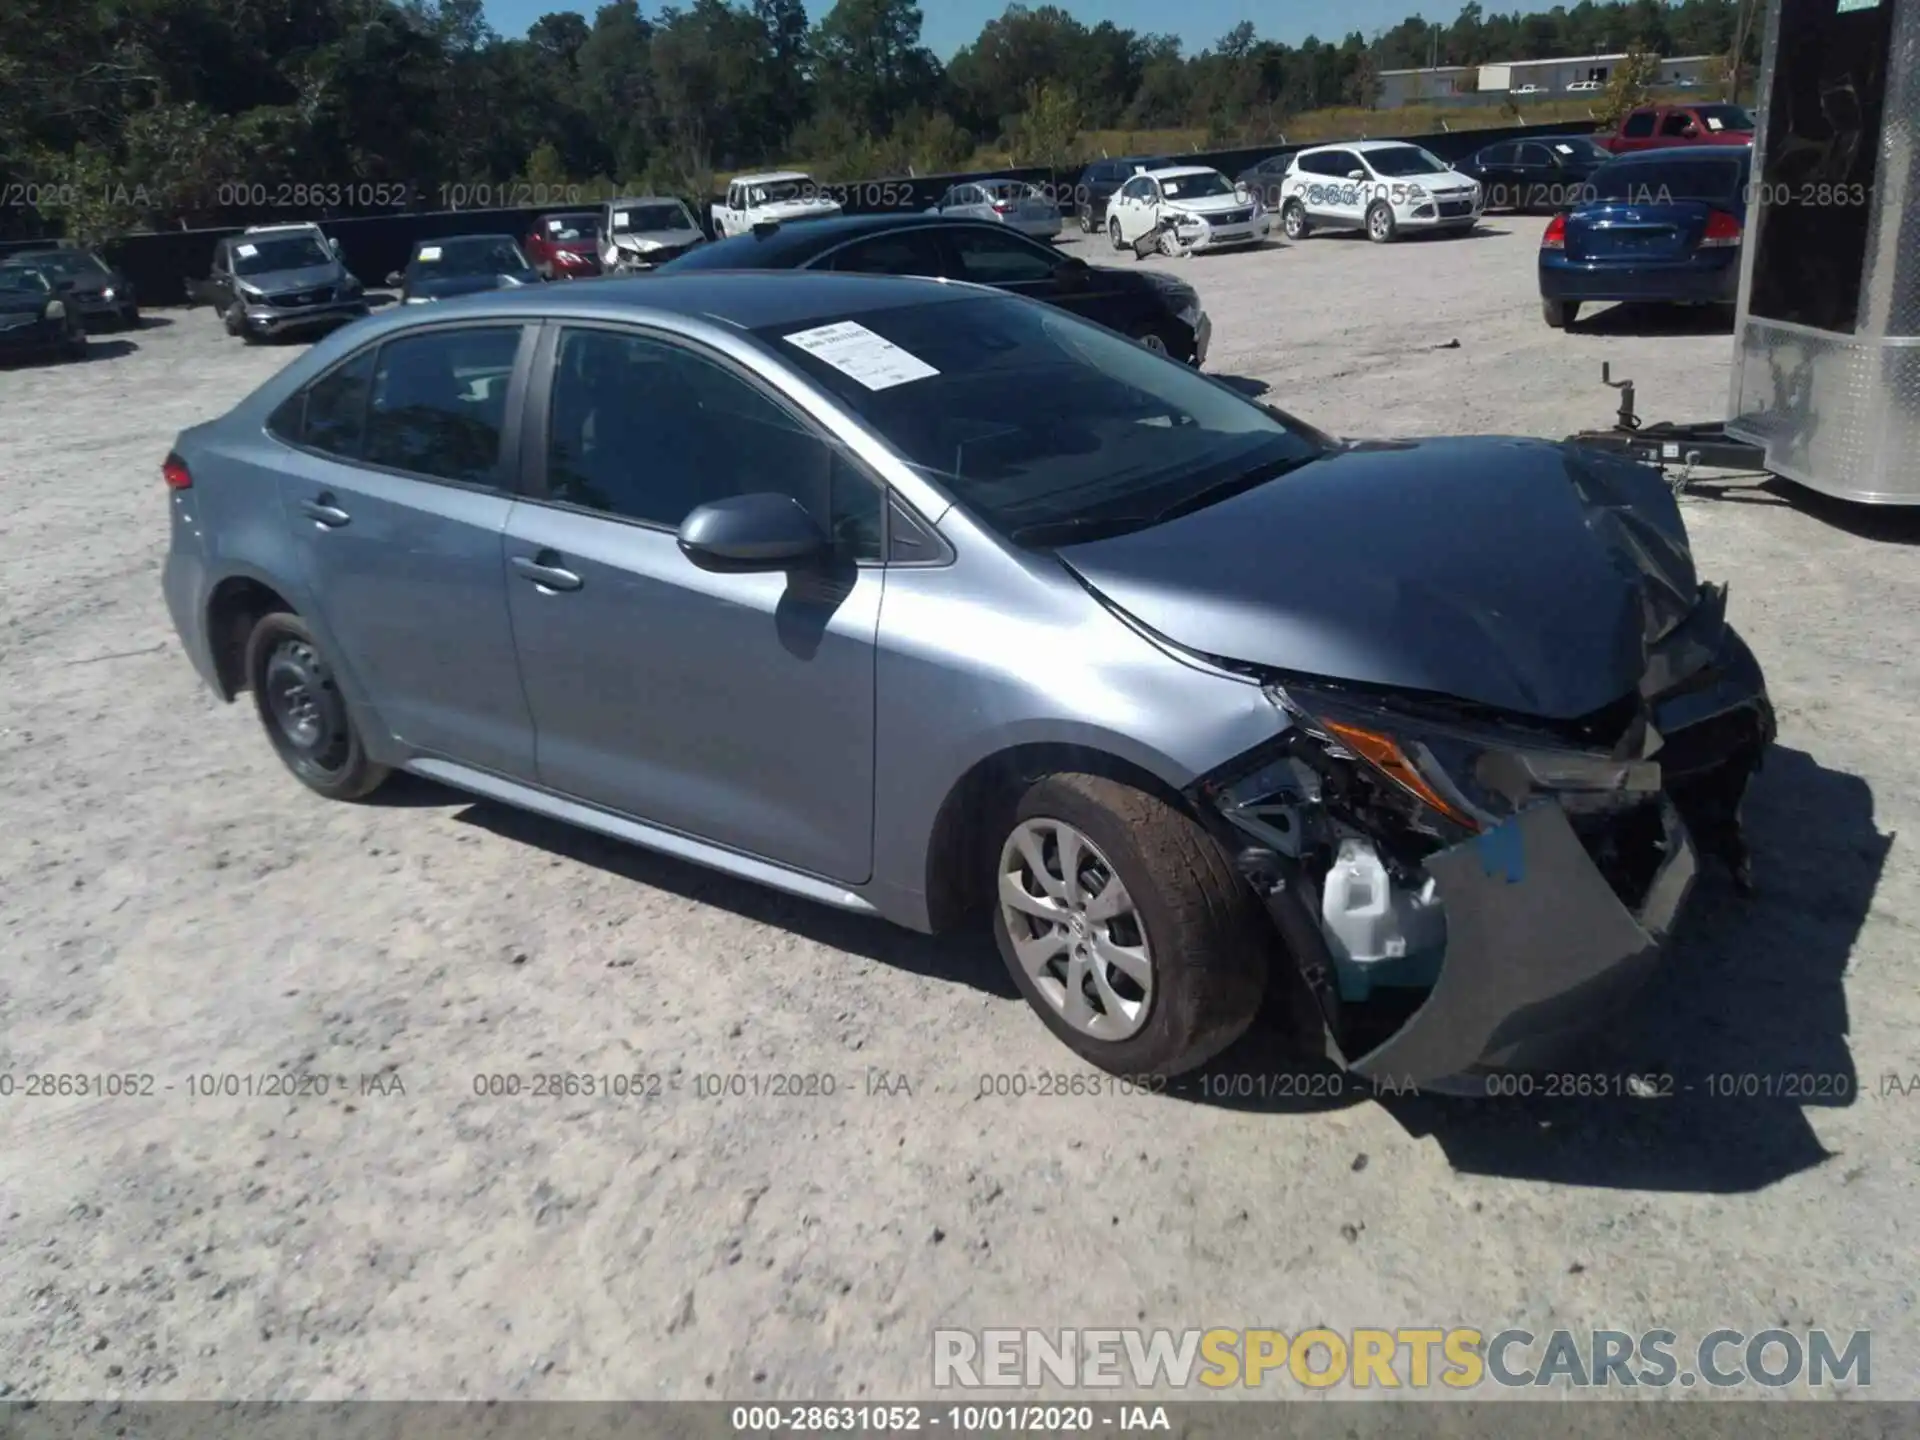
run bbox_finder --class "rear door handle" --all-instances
[511,553,583,592]
[300,495,351,527]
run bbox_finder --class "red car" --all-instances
[523,211,603,278]
[1599,103,1755,154]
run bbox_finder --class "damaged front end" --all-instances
[1187,585,1774,1093]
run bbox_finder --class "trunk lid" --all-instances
[1565,200,1718,262]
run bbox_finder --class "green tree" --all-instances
[813,0,939,138]
[1005,80,1080,167]
[1596,46,1662,125]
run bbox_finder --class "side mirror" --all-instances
[385,271,403,287]
[677,493,828,573]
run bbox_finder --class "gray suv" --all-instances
[160,272,1771,1090]
[186,224,369,341]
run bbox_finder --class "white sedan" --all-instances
[1276,140,1484,243]
[1103,166,1269,255]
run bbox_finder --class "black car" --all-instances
[386,234,543,305]
[0,263,88,362]
[656,213,1213,366]
[1462,135,1614,212]
[1072,155,1175,233]
[1235,151,1299,211]
[0,245,138,328]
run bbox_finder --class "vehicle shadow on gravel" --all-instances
[1573,302,1736,336]
[1168,744,1888,1193]
[444,794,1020,996]
[80,339,139,361]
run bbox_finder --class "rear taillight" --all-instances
[1699,209,1742,247]
[1541,213,1567,250]
[162,453,191,489]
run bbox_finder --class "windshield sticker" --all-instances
[613,211,630,227]
[783,321,939,391]
[1554,143,1575,154]
[548,219,565,231]
[417,245,442,260]
[235,243,257,257]
[1705,117,1725,130]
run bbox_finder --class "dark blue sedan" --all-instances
[1538,147,1751,328]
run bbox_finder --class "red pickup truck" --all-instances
[1599,102,1756,154]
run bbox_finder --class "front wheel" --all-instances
[245,611,389,801]
[1542,297,1579,329]
[1366,201,1397,244]
[1281,200,1309,240]
[992,774,1268,1078]
[1108,216,1127,251]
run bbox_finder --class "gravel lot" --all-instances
[2,221,1916,1403]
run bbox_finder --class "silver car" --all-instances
[160,273,1771,1090]
[929,179,1064,241]
[600,196,708,271]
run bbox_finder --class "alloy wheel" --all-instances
[1137,331,1169,355]
[1369,206,1392,241]
[997,818,1153,1041]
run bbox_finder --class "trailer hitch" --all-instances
[1566,363,1767,491]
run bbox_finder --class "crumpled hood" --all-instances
[409,271,535,299]
[1057,436,1698,721]
[609,227,705,252]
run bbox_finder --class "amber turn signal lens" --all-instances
[1322,719,1481,830]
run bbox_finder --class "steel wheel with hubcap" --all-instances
[245,611,389,800]
[990,772,1268,1077]
[999,818,1154,1041]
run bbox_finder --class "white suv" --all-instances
[1277,140,1483,244]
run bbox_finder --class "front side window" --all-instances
[948,228,1057,285]
[757,296,1329,545]
[363,327,521,483]
[1693,104,1753,132]
[823,230,947,276]
[1478,143,1518,166]
[545,327,883,557]
[1518,144,1553,167]
[542,213,598,241]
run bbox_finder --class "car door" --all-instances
[1114,176,1152,242]
[1513,143,1557,209]
[937,224,1141,329]
[1319,151,1368,227]
[501,322,885,884]
[1655,109,1698,149]
[1472,143,1519,207]
[265,321,538,777]
[188,240,235,310]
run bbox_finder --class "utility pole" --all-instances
[1728,0,1759,102]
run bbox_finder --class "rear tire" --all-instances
[1542,297,1579,329]
[245,611,389,802]
[992,773,1268,1079]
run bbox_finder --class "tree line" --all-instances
[1,0,1761,241]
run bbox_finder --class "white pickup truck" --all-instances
[711,171,844,237]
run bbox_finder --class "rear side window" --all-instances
[1518,144,1553,166]
[1479,143,1518,165]
[362,326,521,484]
[1622,110,1657,137]
[947,227,1057,284]
[822,230,948,276]
[268,348,376,458]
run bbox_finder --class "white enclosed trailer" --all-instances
[1573,0,1919,505]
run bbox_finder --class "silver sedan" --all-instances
[928,179,1064,241]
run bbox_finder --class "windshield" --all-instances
[756,296,1328,542]
[410,237,529,275]
[16,250,109,277]
[748,180,811,206]
[1592,157,1745,204]
[234,235,332,274]
[1158,171,1234,200]
[612,203,690,232]
[1364,146,1450,177]
[0,267,52,294]
[1552,138,1611,163]
[543,213,599,241]
[1692,104,1754,131]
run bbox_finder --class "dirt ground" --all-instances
[1,220,1915,1403]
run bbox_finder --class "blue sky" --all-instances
[480,0,1446,57]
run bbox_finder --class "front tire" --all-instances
[992,773,1268,1078]
[1108,216,1126,251]
[245,612,389,801]
[1366,201,1397,244]
[1281,200,1309,240]
[1542,297,1579,329]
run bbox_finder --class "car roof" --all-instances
[1601,145,1749,167]
[242,223,324,235]
[670,212,1005,267]
[1145,165,1223,179]
[732,171,810,185]
[415,233,520,247]
[342,270,971,335]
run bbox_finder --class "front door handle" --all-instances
[511,552,583,592]
[300,495,351,527]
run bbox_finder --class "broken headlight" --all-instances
[1267,682,1662,833]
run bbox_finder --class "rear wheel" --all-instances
[992,773,1268,1078]
[1542,297,1579,329]
[245,612,389,801]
